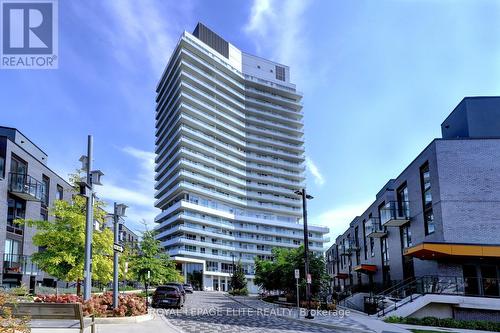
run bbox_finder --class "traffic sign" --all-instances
[306,274,311,284]
[113,243,124,253]
[295,269,300,279]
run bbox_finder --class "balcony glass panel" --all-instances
[8,172,46,201]
[380,201,410,226]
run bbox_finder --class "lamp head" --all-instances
[90,170,104,186]
[115,203,128,217]
[79,155,89,171]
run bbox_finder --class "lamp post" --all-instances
[79,135,104,301]
[112,202,127,309]
[230,253,235,291]
[294,188,314,319]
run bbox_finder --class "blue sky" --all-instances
[1,0,500,242]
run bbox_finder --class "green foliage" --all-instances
[254,246,328,298]
[17,195,114,284]
[229,287,248,296]
[230,261,247,291]
[127,230,182,285]
[9,284,29,296]
[384,316,500,332]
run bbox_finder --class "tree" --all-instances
[127,230,182,286]
[230,260,247,292]
[17,192,114,294]
[254,246,328,298]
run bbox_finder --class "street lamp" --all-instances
[79,136,104,301]
[230,253,235,291]
[294,188,314,319]
[112,202,127,309]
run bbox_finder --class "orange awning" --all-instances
[354,264,377,274]
[404,242,500,260]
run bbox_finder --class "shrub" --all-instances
[0,290,30,333]
[229,288,248,296]
[383,315,500,332]
[35,292,147,317]
[9,284,29,296]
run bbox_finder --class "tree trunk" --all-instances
[76,279,81,296]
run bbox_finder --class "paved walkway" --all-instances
[162,291,364,333]
[229,295,411,333]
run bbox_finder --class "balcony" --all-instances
[3,254,40,275]
[365,218,387,238]
[8,172,46,202]
[380,201,411,227]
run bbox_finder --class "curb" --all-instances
[226,294,374,333]
[94,312,154,324]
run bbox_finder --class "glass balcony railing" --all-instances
[8,172,46,202]
[365,217,387,238]
[380,201,411,226]
[3,254,41,275]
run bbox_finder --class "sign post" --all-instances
[295,269,300,318]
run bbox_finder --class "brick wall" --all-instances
[436,139,500,244]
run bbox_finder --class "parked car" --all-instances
[165,283,187,303]
[152,285,183,309]
[183,283,194,293]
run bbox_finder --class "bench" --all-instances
[8,303,95,333]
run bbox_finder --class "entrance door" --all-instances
[463,264,480,295]
[402,256,415,280]
[481,265,499,297]
[213,278,219,291]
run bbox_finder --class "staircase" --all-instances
[364,275,466,317]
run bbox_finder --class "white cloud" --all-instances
[305,156,325,186]
[97,147,158,228]
[310,201,372,246]
[100,0,193,74]
[244,0,312,84]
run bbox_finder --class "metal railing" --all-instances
[2,253,41,275]
[365,275,500,317]
[8,172,46,202]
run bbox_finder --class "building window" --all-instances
[206,261,218,271]
[420,162,435,235]
[381,237,389,266]
[40,207,48,221]
[7,196,25,235]
[275,65,285,81]
[397,183,409,216]
[184,245,196,252]
[363,219,367,260]
[401,225,412,248]
[424,210,435,234]
[10,155,27,174]
[370,237,375,257]
[0,156,5,178]
[56,185,64,201]
[42,175,50,207]
[4,239,20,262]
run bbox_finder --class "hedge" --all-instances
[384,316,500,332]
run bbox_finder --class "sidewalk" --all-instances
[31,312,180,333]
[228,295,411,333]
[95,314,180,333]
